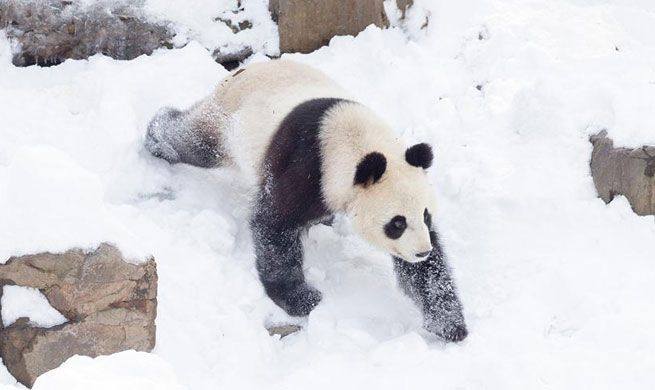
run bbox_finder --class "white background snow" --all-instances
[1,0,655,388]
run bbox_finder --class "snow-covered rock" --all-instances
[0,0,278,68]
[590,130,655,216]
[0,244,157,387]
[0,0,174,67]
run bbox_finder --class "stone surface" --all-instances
[590,130,655,216]
[0,0,174,67]
[266,324,302,338]
[0,244,157,388]
[396,0,414,19]
[270,0,389,54]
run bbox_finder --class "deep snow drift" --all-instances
[1,0,655,389]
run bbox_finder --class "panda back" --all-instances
[258,98,348,228]
[212,60,352,179]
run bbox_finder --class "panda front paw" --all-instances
[440,324,468,342]
[425,319,468,342]
[265,280,323,317]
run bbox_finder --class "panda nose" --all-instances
[415,251,431,259]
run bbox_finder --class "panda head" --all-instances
[348,143,436,263]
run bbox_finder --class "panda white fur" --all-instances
[145,60,467,342]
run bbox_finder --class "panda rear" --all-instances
[144,60,468,342]
[145,102,226,168]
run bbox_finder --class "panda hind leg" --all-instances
[145,103,225,168]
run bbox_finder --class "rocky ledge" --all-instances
[590,130,655,216]
[0,244,157,388]
[270,0,389,53]
[0,0,175,67]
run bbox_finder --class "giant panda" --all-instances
[145,60,468,342]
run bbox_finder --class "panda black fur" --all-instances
[145,60,467,342]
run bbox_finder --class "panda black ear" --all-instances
[405,143,433,169]
[354,152,387,186]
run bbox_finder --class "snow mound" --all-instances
[32,351,186,390]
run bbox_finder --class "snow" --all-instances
[0,362,21,390]
[1,286,68,328]
[143,0,279,58]
[31,351,186,390]
[1,0,655,389]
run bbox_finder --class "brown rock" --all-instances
[396,0,414,19]
[590,130,655,216]
[270,0,389,54]
[267,324,302,338]
[0,244,157,387]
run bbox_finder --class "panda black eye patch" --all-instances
[384,215,407,239]
[424,208,432,229]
